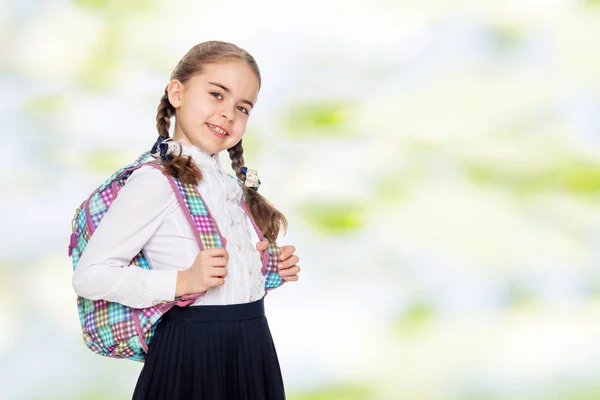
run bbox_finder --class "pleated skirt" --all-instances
[132,298,286,400]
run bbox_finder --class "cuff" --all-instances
[145,269,178,305]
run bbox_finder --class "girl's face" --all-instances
[168,60,260,155]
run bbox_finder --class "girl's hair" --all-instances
[156,41,287,242]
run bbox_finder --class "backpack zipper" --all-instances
[68,207,81,257]
[71,207,81,233]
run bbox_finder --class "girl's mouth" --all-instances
[207,123,228,137]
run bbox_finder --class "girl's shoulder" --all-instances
[128,163,169,183]
[119,164,177,205]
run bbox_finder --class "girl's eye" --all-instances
[210,92,223,100]
[237,106,249,115]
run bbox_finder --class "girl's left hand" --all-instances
[256,241,301,282]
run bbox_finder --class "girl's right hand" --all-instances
[175,248,229,296]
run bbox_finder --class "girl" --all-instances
[72,41,301,400]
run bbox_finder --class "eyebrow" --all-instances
[208,81,254,108]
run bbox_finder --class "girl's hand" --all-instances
[278,245,301,282]
[256,241,301,282]
[176,248,229,296]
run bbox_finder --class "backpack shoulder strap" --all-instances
[146,164,227,251]
[228,172,284,289]
[154,168,283,291]
[239,199,284,291]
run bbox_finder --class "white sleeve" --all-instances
[72,166,179,309]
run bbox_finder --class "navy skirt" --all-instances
[133,298,286,400]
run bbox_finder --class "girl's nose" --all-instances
[220,106,234,121]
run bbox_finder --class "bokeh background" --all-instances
[2,0,600,399]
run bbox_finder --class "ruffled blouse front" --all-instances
[178,141,266,305]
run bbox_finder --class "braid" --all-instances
[227,140,246,182]
[155,86,202,185]
[228,140,287,242]
[156,87,173,138]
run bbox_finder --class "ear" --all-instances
[167,80,183,108]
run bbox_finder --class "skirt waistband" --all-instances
[163,298,265,322]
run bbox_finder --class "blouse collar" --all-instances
[176,139,222,169]
[175,140,243,198]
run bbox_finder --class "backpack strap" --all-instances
[123,161,229,351]
[148,163,227,250]
[139,163,225,313]
[240,200,284,291]
[228,173,284,291]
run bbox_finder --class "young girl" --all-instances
[72,41,301,400]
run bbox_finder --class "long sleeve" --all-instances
[72,166,180,309]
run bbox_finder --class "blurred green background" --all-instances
[1,0,600,399]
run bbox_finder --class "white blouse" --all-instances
[71,141,266,309]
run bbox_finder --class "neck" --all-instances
[172,126,214,156]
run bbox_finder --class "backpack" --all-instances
[68,151,283,361]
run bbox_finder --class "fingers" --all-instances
[210,256,229,267]
[210,266,227,277]
[279,245,296,261]
[203,247,229,259]
[278,265,301,277]
[207,267,227,289]
[207,277,225,287]
[282,274,299,282]
[277,255,299,270]
[256,240,269,252]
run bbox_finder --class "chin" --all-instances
[208,141,230,154]
[186,137,219,155]
[191,134,238,154]
[215,140,239,154]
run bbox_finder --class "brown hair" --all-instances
[155,41,287,242]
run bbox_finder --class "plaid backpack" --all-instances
[68,151,283,361]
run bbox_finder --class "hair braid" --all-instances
[155,86,202,185]
[227,140,287,242]
[156,88,173,138]
[227,140,246,182]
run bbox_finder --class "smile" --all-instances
[207,123,228,137]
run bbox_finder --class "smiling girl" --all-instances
[72,41,301,400]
